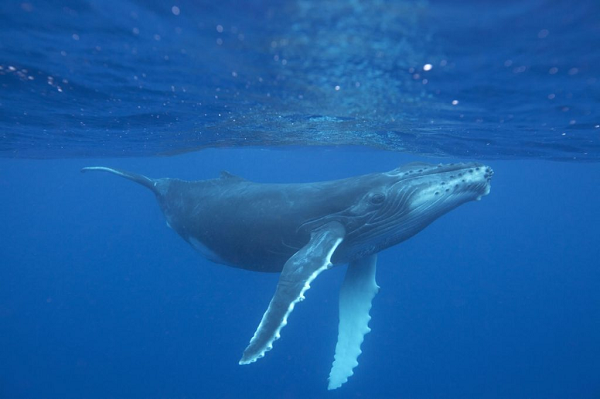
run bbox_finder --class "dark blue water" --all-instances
[1,0,600,398]
[2,150,600,398]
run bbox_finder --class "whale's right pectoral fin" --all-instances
[239,221,346,365]
[328,254,379,390]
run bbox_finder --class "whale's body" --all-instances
[83,162,493,389]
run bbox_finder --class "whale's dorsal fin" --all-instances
[239,221,346,365]
[219,170,246,181]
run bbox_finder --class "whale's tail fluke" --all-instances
[81,166,157,193]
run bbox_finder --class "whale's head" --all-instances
[333,162,493,260]
[386,161,493,213]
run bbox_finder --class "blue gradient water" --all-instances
[1,0,599,398]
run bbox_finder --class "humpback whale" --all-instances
[82,162,493,389]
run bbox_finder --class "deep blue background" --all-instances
[1,148,599,398]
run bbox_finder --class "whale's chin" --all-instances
[476,184,492,201]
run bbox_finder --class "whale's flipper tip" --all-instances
[240,222,346,365]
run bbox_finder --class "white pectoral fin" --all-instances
[239,222,346,365]
[328,254,379,390]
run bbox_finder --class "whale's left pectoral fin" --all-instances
[328,254,379,390]
[240,222,346,365]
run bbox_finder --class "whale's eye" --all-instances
[369,193,385,204]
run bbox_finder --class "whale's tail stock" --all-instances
[81,166,157,193]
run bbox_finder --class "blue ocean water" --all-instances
[1,0,599,398]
